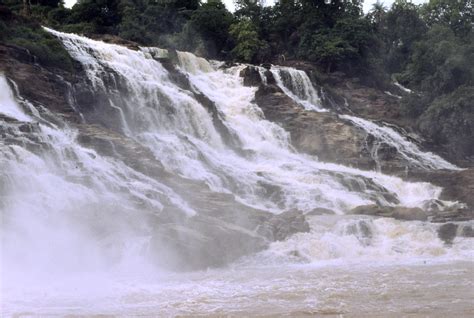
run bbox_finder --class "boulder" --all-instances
[437,223,458,244]
[240,66,263,87]
[350,205,428,221]
[257,210,310,242]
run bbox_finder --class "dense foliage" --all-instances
[0,0,472,158]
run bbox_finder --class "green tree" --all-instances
[189,0,234,57]
[382,0,427,73]
[229,19,268,62]
[421,0,473,37]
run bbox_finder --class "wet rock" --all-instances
[350,205,428,221]
[258,210,310,242]
[437,223,458,244]
[240,66,262,87]
[460,225,474,237]
[150,216,267,270]
[407,169,474,221]
[159,60,242,151]
[346,220,373,246]
[254,84,377,170]
[0,44,82,123]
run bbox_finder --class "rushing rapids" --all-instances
[1,30,473,316]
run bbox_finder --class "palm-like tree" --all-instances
[369,0,387,26]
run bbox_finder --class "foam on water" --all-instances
[245,215,474,266]
[0,75,196,292]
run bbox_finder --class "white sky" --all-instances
[64,0,429,13]
[362,0,427,12]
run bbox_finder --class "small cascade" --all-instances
[267,65,461,171]
[270,66,326,112]
[340,115,462,171]
[0,76,32,122]
[176,51,214,74]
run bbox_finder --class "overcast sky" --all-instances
[64,0,429,13]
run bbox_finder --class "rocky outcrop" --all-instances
[349,205,429,221]
[250,70,411,174]
[254,84,376,169]
[349,203,473,223]
[0,44,82,123]
[405,168,474,219]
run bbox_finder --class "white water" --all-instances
[341,114,462,170]
[46,28,444,214]
[270,66,326,111]
[268,65,461,171]
[1,30,473,316]
[0,75,31,122]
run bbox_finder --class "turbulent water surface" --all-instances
[0,30,472,316]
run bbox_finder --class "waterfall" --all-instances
[44,28,444,215]
[0,74,194,279]
[268,65,461,171]
[1,30,472,316]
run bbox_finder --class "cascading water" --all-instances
[340,114,461,170]
[1,30,472,316]
[268,65,461,171]
[46,28,442,214]
[270,66,326,111]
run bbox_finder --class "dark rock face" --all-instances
[307,207,336,215]
[240,66,262,87]
[0,44,82,123]
[346,220,373,246]
[246,67,418,174]
[460,225,474,237]
[257,210,310,242]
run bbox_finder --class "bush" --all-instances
[417,86,474,159]
[3,20,74,71]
